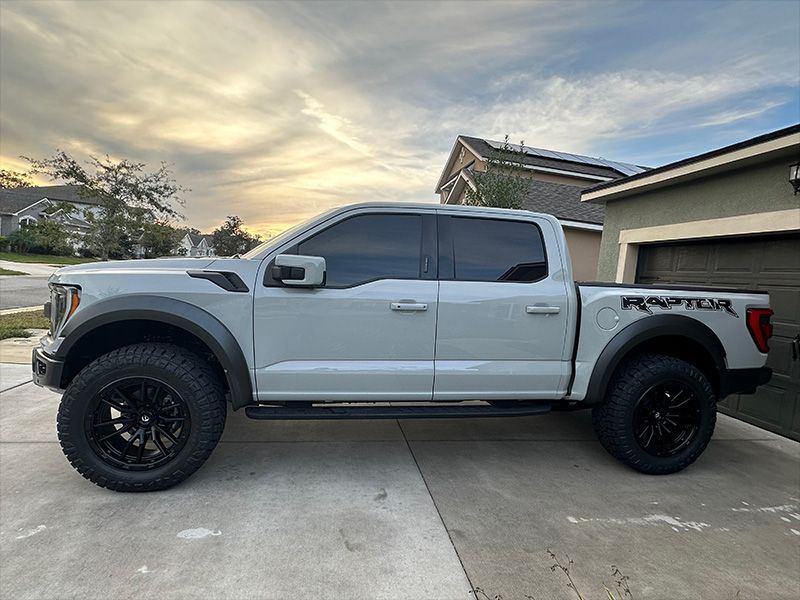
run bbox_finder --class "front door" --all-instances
[253,211,438,402]
[434,214,572,401]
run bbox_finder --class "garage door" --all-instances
[636,233,800,441]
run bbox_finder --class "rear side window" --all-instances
[297,213,421,287]
[450,217,547,282]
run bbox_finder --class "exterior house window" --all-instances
[19,216,37,227]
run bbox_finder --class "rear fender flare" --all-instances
[583,314,727,404]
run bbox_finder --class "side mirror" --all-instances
[272,254,326,287]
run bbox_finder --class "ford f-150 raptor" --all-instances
[32,203,774,491]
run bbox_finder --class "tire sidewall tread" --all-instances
[57,343,226,492]
[592,353,716,475]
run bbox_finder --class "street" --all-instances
[0,276,50,310]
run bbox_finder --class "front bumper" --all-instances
[32,346,65,392]
[721,366,772,398]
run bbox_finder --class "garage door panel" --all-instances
[762,238,800,273]
[765,338,794,381]
[636,233,799,441]
[736,386,787,428]
[676,245,711,273]
[714,244,756,275]
[638,245,674,277]
[791,400,800,438]
[718,394,737,410]
[766,286,800,332]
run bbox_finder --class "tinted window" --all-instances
[298,214,421,287]
[451,217,546,282]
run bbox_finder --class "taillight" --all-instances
[747,308,774,354]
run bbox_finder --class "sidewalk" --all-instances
[0,260,61,276]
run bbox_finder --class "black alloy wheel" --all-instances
[592,353,716,475]
[58,343,226,492]
[632,381,701,458]
[87,377,191,470]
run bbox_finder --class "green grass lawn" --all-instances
[0,310,49,340]
[0,252,97,265]
[0,268,27,276]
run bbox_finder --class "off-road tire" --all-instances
[592,353,716,474]
[57,343,226,491]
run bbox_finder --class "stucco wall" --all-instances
[562,227,601,281]
[595,157,800,282]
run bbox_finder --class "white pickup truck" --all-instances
[32,203,774,491]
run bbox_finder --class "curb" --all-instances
[0,305,44,316]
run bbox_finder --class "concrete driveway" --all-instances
[1,364,799,600]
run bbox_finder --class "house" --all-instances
[0,184,99,236]
[436,135,648,280]
[178,232,215,257]
[582,123,800,440]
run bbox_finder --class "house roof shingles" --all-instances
[521,179,605,225]
[0,185,101,215]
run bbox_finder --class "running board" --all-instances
[245,402,552,420]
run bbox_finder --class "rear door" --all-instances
[433,214,572,400]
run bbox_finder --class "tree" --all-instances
[5,219,73,255]
[0,169,33,188]
[6,227,35,253]
[139,221,183,258]
[23,151,188,260]
[212,215,261,256]
[28,218,74,255]
[464,135,531,210]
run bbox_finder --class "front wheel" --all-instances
[592,353,716,474]
[57,343,226,491]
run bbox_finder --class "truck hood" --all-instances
[51,257,218,281]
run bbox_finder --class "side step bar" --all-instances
[245,402,552,420]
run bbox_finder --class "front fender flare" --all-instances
[58,295,254,410]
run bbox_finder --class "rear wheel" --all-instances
[592,353,716,474]
[58,343,226,491]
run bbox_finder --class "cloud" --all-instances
[0,0,797,236]
[455,67,793,155]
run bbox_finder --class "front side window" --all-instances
[451,217,547,282]
[298,213,421,287]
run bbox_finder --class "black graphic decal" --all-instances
[621,296,738,317]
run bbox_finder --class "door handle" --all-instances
[390,302,428,311]
[792,334,799,361]
[526,305,560,315]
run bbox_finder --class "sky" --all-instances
[1,0,798,238]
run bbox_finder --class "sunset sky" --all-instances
[1,0,798,238]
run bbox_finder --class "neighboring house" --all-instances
[436,135,648,280]
[178,233,216,257]
[582,123,800,440]
[0,184,100,237]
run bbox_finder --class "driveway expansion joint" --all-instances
[398,418,476,595]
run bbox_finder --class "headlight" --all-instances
[49,285,81,337]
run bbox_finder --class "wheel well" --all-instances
[612,335,720,397]
[60,320,228,394]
